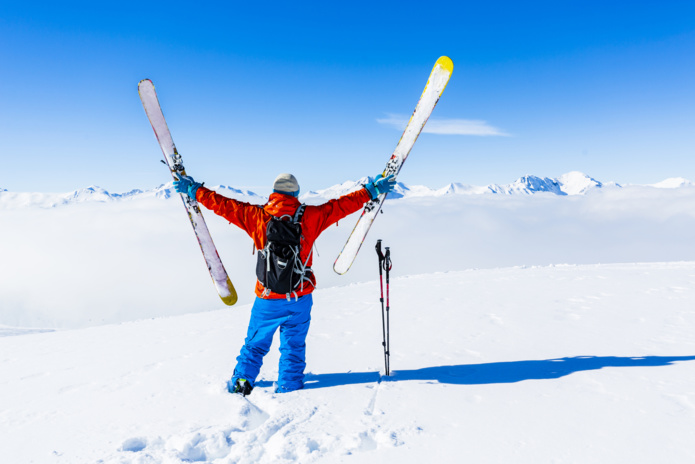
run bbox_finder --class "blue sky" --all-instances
[1,1,694,194]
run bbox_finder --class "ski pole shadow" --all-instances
[301,355,695,390]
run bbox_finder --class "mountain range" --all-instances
[1,172,693,209]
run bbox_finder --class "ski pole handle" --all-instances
[376,239,385,263]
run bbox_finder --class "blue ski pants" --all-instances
[232,294,312,392]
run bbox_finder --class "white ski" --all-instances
[138,79,238,305]
[333,56,454,274]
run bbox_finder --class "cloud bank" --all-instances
[3,185,695,329]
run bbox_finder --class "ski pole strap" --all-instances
[383,247,392,272]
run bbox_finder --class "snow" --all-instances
[0,324,56,337]
[651,177,695,189]
[556,171,603,195]
[1,263,695,463]
[2,174,695,462]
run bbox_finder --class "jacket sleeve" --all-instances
[196,186,267,245]
[304,187,372,237]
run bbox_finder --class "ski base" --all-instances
[139,79,238,306]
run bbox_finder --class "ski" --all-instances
[138,79,238,305]
[333,56,454,274]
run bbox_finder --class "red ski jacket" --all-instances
[196,186,371,299]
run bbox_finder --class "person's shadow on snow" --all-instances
[295,355,695,389]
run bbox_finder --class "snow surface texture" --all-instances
[3,173,695,328]
[1,263,695,463]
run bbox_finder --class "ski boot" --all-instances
[228,378,253,396]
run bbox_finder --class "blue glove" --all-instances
[173,173,202,200]
[364,174,396,200]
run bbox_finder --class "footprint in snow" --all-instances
[119,437,147,453]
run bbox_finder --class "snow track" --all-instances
[104,385,409,463]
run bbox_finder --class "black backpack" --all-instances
[256,205,313,297]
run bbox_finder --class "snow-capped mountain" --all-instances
[300,178,369,203]
[0,185,158,209]
[434,172,605,196]
[63,186,147,202]
[650,177,695,189]
[1,172,691,209]
[435,183,489,195]
[0,183,267,209]
[488,175,565,195]
[556,171,604,194]
[302,172,609,199]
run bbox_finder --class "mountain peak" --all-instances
[486,175,565,195]
[556,171,602,195]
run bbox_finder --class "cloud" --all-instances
[377,114,509,136]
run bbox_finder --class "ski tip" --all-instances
[333,257,351,275]
[435,56,454,74]
[219,278,239,306]
[138,79,154,91]
[220,294,238,306]
[333,266,349,276]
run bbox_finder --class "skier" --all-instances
[174,172,396,395]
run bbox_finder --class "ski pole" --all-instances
[375,240,389,376]
[384,246,392,376]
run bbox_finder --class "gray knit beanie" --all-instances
[273,173,300,195]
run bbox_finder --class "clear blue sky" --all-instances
[1,1,694,193]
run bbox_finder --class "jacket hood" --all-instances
[264,192,301,218]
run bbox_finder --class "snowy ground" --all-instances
[2,262,695,463]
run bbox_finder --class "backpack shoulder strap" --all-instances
[293,204,306,223]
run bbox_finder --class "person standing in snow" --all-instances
[174,172,396,395]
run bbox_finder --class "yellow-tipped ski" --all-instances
[139,78,238,306]
[334,56,453,275]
